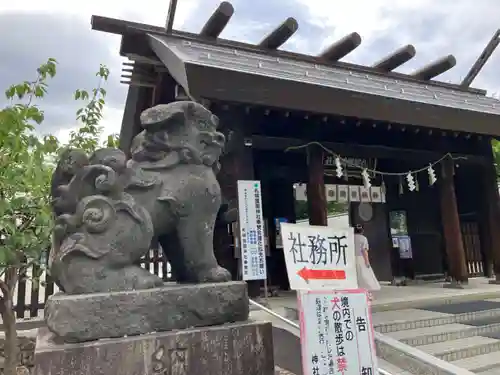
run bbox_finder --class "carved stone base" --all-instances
[34,321,274,375]
[45,281,249,343]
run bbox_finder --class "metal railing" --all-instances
[249,299,393,375]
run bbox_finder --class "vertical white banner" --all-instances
[237,180,267,281]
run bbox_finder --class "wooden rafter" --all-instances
[258,17,298,50]
[199,1,234,39]
[372,44,416,72]
[165,0,178,32]
[91,0,482,89]
[318,32,362,62]
[412,55,457,81]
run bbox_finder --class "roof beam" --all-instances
[412,55,457,80]
[251,135,486,164]
[199,1,234,39]
[165,0,178,32]
[318,32,362,62]
[372,44,416,72]
[461,29,500,87]
[258,17,299,50]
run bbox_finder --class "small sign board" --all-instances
[237,180,267,280]
[274,217,288,249]
[299,289,378,375]
[280,223,357,290]
[394,235,413,259]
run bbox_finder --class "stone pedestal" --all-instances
[34,320,274,375]
[45,281,249,343]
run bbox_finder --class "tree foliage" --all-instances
[294,200,349,221]
[492,139,500,178]
[0,58,116,375]
[68,64,119,151]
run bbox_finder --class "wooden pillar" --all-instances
[214,107,261,298]
[481,144,500,282]
[438,158,468,283]
[268,179,296,290]
[119,72,176,156]
[477,165,494,278]
[119,84,151,156]
[306,145,328,226]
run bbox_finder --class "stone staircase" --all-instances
[377,359,414,375]
[374,299,500,374]
[250,308,412,375]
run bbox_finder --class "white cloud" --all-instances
[0,0,202,28]
[297,0,408,42]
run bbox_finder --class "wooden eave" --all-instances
[92,15,484,94]
[91,15,500,136]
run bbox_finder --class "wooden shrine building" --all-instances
[91,2,500,295]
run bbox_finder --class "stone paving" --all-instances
[371,296,500,373]
[9,277,500,374]
[263,277,500,313]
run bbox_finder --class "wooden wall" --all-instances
[349,202,393,281]
[385,169,447,278]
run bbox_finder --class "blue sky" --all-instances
[1,0,499,141]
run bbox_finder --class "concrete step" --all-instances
[450,352,500,373]
[250,310,405,375]
[377,358,414,375]
[388,321,500,347]
[375,308,500,334]
[461,313,500,326]
[417,336,500,362]
[476,367,500,375]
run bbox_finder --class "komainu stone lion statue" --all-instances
[49,101,232,294]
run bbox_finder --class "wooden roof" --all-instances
[91,2,500,136]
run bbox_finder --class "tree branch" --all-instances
[5,267,18,293]
[0,277,11,302]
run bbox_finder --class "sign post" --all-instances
[280,223,378,375]
[299,290,377,375]
[237,180,268,298]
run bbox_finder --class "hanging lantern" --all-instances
[428,164,437,185]
[406,172,416,192]
[335,156,343,178]
[361,168,371,188]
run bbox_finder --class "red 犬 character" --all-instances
[331,297,341,309]
[336,356,348,374]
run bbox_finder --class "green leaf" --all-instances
[5,85,16,99]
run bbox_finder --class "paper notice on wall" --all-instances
[359,187,371,203]
[349,186,360,202]
[326,185,338,202]
[294,184,308,202]
[237,180,267,281]
[337,185,349,203]
[370,186,382,203]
